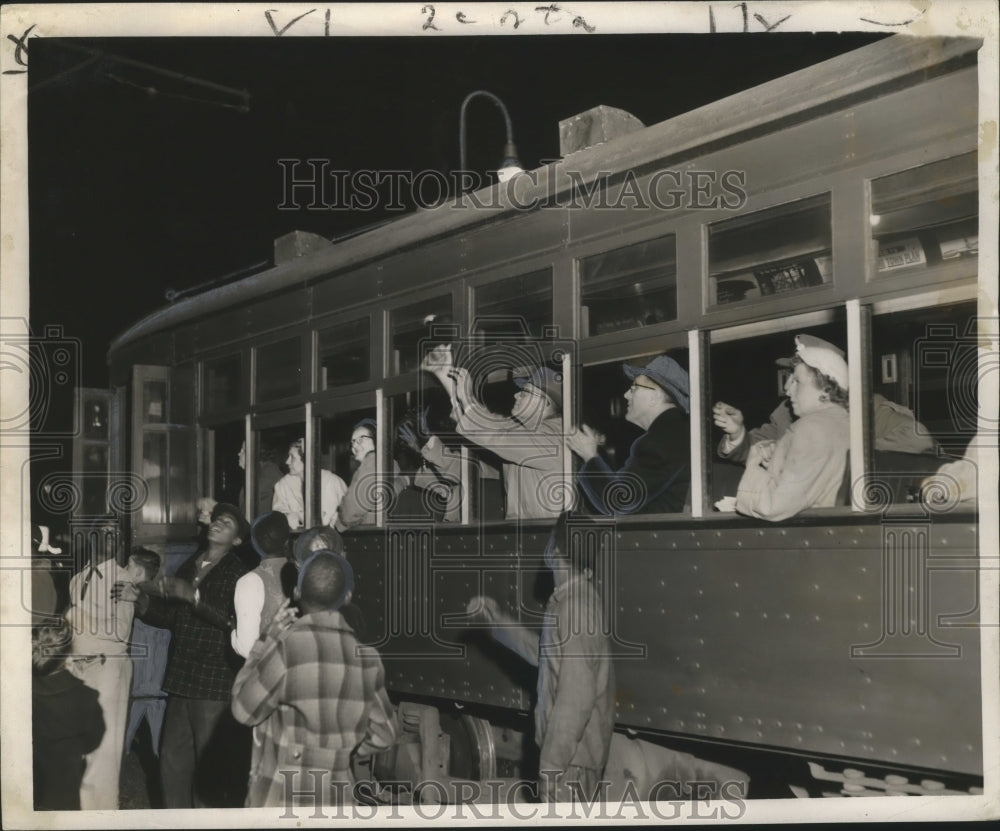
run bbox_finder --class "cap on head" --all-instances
[293,526,345,566]
[513,366,563,410]
[622,355,690,414]
[211,502,251,543]
[251,511,291,559]
[794,334,848,390]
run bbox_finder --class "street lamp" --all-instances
[458,90,524,187]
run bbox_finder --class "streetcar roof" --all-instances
[108,34,979,359]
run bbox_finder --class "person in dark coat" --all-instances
[32,620,105,810]
[568,354,691,514]
[123,502,250,808]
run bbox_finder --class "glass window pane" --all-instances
[391,296,452,374]
[388,388,471,522]
[142,380,167,425]
[141,432,167,524]
[579,237,676,336]
[871,153,977,277]
[708,194,832,306]
[169,432,196,526]
[578,349,690,515]
[259,424,306,528]
[319,317,371,389]
[474,269,552,339]
[81,445,108,516]
[83,395,109,440]
[709,323,848,517]
[212,422,245,510]
[872,301,977,451]
[256,338,302,402]
[319,409,382,528]
[204,354,242,412]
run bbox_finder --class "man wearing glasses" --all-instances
[335,419,406,530]
[568,355,691,515]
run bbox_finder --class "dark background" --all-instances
[28,33,886,387]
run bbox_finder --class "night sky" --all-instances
[28,32,886,387]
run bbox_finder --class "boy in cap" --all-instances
[425,349,567,520]
[126,501,250,807]
[568,354,691,515]
[732,334,850,520]
[232,550,396,808]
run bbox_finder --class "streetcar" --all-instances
[103,34,987,798]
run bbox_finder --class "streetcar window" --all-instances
[708,194,832,307]
[473,268,553,340]
[209,422,244,511]
[141,432,168,525]
[870,153,977,279]
[318,316,371,389]
[388,389,458,522]
[576,348,690,516]
[134,364,197,530]
[257,423,307,529]
[318,408,391,528]
[204,353,243,412]
[579,235,677,337]
[709,320,848,514]
[142,379,167,425]
[868,300,978,503]
[255,337,303,402]
[391,295,452,375]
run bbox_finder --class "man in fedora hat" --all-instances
[125,501,250,807]
[568,354,691,515]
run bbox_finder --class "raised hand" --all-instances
[466,594,501,624]
[397,422,421,452]
[712,401,744,436]
[566,424,601,462]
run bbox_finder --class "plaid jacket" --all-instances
[138,550,247,700]
[231,609,396,808]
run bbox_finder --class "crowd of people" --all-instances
[33,503,620,810]
[31,331,957,811]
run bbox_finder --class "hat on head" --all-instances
[211,502,251,544]
[251,511,290,559]
[622,355,690,414]
[513,366,563,410]
[795,334,848,391]
[293,526,345,566]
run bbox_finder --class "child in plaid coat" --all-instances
[231,550,396,809]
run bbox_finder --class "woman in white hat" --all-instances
[734,334,850,521]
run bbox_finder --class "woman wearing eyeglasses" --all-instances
[272,439,347,530]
